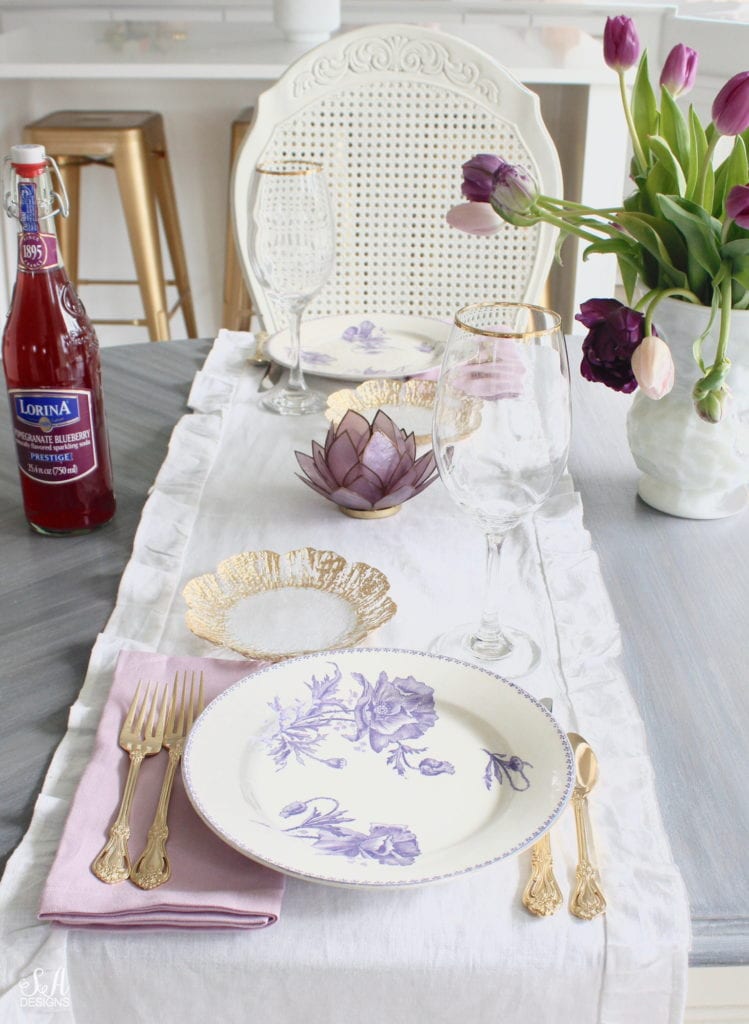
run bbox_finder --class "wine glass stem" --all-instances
[286,306,308,393]
[475,532,512,655]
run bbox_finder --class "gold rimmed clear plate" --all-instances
[182,547,397,662]
[326,378,438,446]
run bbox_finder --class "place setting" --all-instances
[35,285,609,932]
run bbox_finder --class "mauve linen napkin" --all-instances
[39,651,285,929]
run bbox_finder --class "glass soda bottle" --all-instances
[2,143,116,534]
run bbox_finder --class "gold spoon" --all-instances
[568,732,606,920]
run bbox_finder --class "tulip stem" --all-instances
[695,133,719,208]
[639,287,702,334]
[540,197,621,216]
[619,69,648,175]
[529,204,604,245]
[716,275,732,367]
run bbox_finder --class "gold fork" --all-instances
[131,671,205,890]
[91,681,169,884]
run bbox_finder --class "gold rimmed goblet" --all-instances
[248,159,335,416]
[430,301,571,677]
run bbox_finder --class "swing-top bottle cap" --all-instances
[10,143,47,166]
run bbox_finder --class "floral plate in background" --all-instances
[264,314,448,381]
[182,648,574,888]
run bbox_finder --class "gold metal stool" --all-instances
[222,107,254,332]
[24,110,198,342]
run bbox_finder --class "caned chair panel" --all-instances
[232,24,562,334]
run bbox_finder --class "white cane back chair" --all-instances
[232,23,562,333]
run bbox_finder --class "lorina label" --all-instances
[10,388,98,484]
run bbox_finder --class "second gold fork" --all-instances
[131,671,205,890]
[92,681,169,884]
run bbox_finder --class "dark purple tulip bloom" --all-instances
[660,44,698,97]
[575,298,651,393]
[603,15,640,72]
[726,183,749,227]
[354,671,436,753]
[461,153,503,202]
[713,71,749,136]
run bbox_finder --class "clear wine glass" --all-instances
[248,159,335,415]
[431,301,571,677]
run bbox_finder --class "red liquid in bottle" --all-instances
[2,151,115,534]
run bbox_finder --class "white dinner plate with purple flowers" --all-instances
[182,648,574,888]
[264,313,448,381]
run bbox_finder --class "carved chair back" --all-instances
[232,23,563,333]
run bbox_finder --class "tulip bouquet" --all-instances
[447,15,749,423]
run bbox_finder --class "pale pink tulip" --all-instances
[446,202,503,236]
[631,335,675,399]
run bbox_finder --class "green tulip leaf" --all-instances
[655,195,722,277]
[686,106,709,200]
[614,211,689,288]
[632,53,658,159]
[659,87,690,171]
[720,238,749,259]
[647,135,688,197]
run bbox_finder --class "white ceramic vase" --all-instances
[626,295,749,519]
[273,0,340,44]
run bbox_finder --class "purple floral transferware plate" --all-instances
[182,648,574,889]
[264,314,448,382]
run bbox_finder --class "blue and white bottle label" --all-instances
[10,388,97,483]
[17,182,59,270]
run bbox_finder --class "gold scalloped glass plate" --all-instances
[326,378,438,445]
[182,547,397,662]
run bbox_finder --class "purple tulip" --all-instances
[659,44,698,97]
[461,153,502,203]
[726,183,749,227]
[575,298,652,393]
[712,71,749,136]
[295,409,437,513]
[603,16,640,73]
[490,161,538,218]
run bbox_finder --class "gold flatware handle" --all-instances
[569,789,606,920]
[91,751,145,883]
[131,746,180,889]
[522,831,563,917]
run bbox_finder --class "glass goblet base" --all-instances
[260,385,327,416]
[428,623,541,678]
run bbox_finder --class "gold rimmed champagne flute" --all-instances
[430,302,571,677]
[248,159,335,415]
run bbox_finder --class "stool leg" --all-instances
[113,133,170,341]
[223,117,253,331]
[147,121,198,338]
[54,157,82,289]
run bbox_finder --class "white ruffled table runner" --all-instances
[0,330,690,1024]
